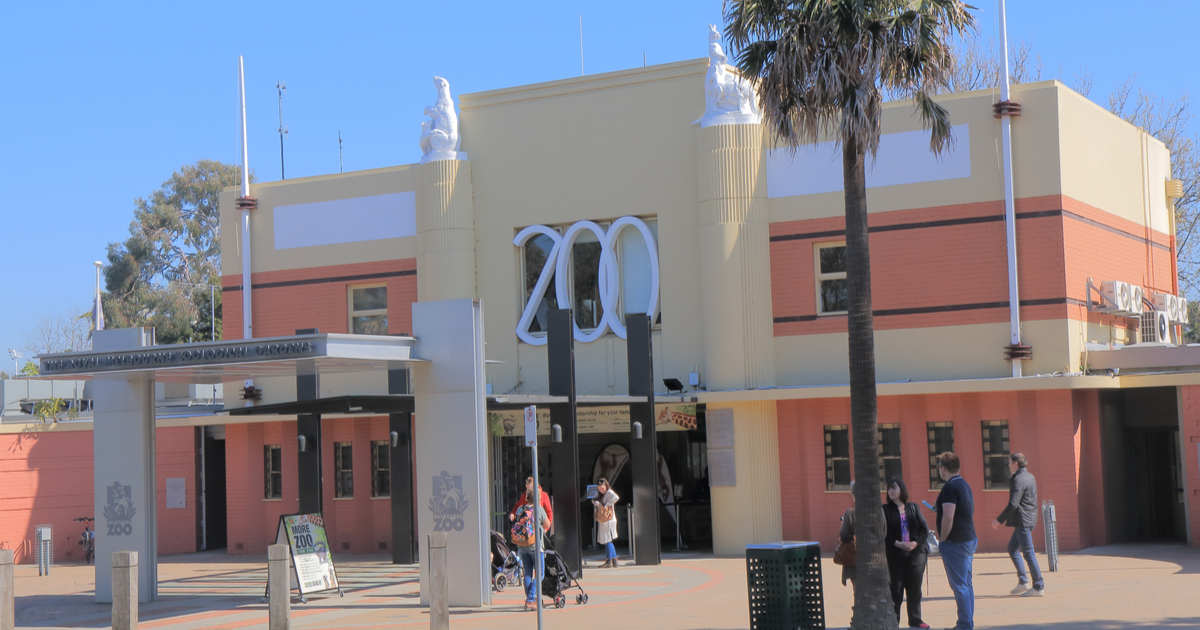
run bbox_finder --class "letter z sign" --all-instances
[513,217,659,345]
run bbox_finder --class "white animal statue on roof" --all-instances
[696,24,761,128]
[420,76,464,163]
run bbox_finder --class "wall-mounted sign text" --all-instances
[40,341,318,376]
[514,217,659,345]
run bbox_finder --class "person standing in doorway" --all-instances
[936,452,977,630]
[592,478,620,567]
[509,476,554,530]
[991,452,1044,596]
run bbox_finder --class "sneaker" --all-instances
[1010,582,1031,595]
[1021,588,1045,597]
[909,623,930,629]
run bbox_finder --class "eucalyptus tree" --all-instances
[724,1,974,626]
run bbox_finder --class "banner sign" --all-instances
[489,403,697,437]
[275,513,340,595]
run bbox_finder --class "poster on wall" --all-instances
[488,403,698,437]
[268,513,342,597]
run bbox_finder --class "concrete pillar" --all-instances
[268,544,290,630]
[412,299,490,606]
[696,125,783,552]
[1,549,13,630]
[696,123,776,391]
[416,160,476,301]
[112,551,138,630]
[427,533,449,630]
[707,402,783,554]
[93,328,157,603]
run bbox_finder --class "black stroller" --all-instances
[490,530,522,592]
[541,547,589,608]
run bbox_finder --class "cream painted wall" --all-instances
[460,60,710,396]
[768,81,1065,223]
[219,165,418,277]
[774,318,1075,388]
[1058,86,1173,230]
[708,401,782,555]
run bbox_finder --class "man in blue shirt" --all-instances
[935,451,976,630]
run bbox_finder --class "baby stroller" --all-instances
[541,548,589,608]
[490,530,522,592]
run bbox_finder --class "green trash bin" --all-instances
[746,541,825,630]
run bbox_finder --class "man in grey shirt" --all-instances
[991,452,1044,596]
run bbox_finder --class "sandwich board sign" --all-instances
[263,513,343,602]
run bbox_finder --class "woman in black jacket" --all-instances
[883,478,930,629]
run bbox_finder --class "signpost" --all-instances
[263,513,344,604]
[524,405,544,630]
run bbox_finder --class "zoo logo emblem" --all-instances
[103,481,136,536]
[429,471,469,532]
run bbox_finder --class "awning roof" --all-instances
[33,333,422,384]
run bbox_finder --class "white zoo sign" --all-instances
[514,217,660,345]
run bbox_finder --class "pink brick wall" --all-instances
[0,427,197,564]
[1180,386,1200,547]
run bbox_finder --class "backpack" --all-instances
[511,505,537,546]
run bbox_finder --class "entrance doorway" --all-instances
[1127,428,1186,541]
[203,427,227,549]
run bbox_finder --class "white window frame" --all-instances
[814,242,848,315]
[348,283,388,335]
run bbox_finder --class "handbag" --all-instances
[594,504,615,523]
[833,538,857,567]
[925,530,940,555]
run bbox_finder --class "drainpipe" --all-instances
[237,56,256,341]
[996,0,1029,375]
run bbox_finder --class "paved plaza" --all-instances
[9,544,1200,629]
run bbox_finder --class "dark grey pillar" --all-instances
[625,313,660,565]
[389,367,415,564]
[548,309,582,577]
[296,332,323,516]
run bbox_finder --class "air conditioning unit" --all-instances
[1139,310,1172,344]
[1153,292,1189,325]
[1102,281,1131,312]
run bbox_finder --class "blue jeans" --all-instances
[1008,525,1044,590]
[939,538,976,630]
[518,546,543,604]
[604,542,616,560]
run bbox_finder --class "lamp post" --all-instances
[93,261,104,332]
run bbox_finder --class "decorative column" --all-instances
[416,76,476,302]
[694,25,781,553]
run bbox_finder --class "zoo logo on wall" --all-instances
[103,481,136,536]
[429,471,469,532]
[514,216,660,345]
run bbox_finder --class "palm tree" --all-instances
[725,1,974,627]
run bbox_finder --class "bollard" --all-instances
[268,544,291,630]
[112,551,138,630]
[1,549,14,630]
[428,533,448,630]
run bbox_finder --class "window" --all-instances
[824,425,851,491]
[571,229,604,330]
[334,442,354,498]
[348,285,388,335]
[264,445,282,499]
[815,243,847,314]
[878,423,903,484]
[371,440,391,498]
[522,232,560,334]
[981,421,1010,490]
[927,422,954,490]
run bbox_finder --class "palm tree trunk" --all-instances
[843,134,896,629]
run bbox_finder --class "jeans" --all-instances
[939,539,976,630]
[604,542,617,560]
[1008,525,1044,590]
[517,546,543,603]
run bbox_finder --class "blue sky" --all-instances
[0,1,1197,365]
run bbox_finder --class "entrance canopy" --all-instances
[36,332,423,384]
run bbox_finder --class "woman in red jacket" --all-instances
[509,476,553,529]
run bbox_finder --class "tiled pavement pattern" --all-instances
[11,545,1200,629]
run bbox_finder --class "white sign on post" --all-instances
[524,405,538,447]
